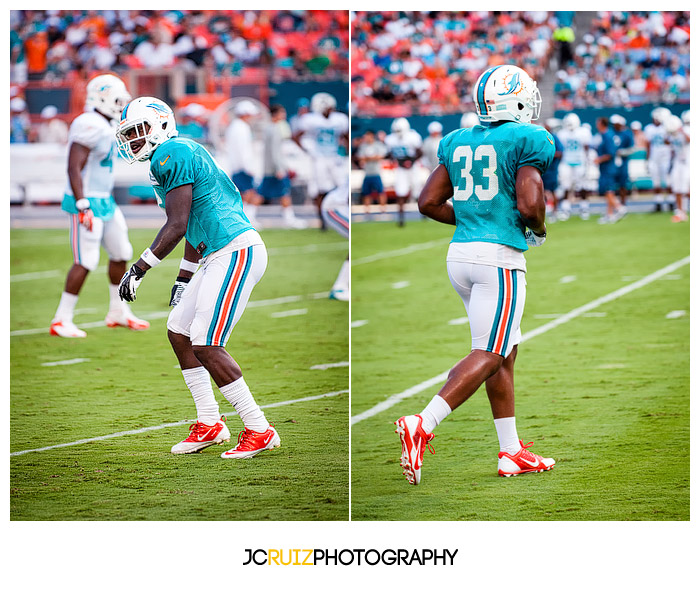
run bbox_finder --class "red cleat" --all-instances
[220,426,280,459]
[394,415,435,485]
[498,440,555,476]
[171,416,231,454]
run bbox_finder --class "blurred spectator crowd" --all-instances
[351,11,690,117]
[10,9,349,84]
[351,11,564,117]
[553,11,690,110]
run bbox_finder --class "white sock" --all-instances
[54,292,79,323]
[494,417,521,455]
[419,395,452,434]
[282,205,296,222]
[108,283,124,314]
[332,259,349,292]
[182,367,220,426]
[244,203,258,220]
[682,196,689,212]
[219,377,269,432]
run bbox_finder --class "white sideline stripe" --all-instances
[350,255,690,425]
[666,310,686,319]
[11,270,62,282]
[10,389,348,457]
[351,239,447,266]
[9,243,347,283]
[41,358,91,367]
[448,317,469,326]
[10,291,330,336]
[270,308,308,318]
[310,361,349,370]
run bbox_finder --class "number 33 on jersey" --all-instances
[438,121,555,251]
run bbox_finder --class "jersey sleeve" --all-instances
[437,130,458,166]
[517,126,555,174]
[68,114,103,149]
[151,146,195,195]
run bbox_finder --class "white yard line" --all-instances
[10,389,348,457]
[351,239,447,266]
[41,358,91,367]
[10,243,347,283]
[270,308,308,318]
[350,255,690,425]
[11,291,330,337]
[310,361,349,370]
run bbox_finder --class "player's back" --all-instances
[299,111,348,157]
[644,123,670,159]
[64,111,116,198]
[438,121,554,252]
[149,137,253,256]
[558,126,590,166]
[385,130,422,160]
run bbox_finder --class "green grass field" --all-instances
[350,214,690,521]
[10,227,349,521]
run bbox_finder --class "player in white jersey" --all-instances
[644,107,673,212]
[225,100,262,226]
[385,117,423,226]
[320,184,350,301]
[293,92,348,228]
[50,74,149,338]
[665,115,690,223]
[557,112,593,219]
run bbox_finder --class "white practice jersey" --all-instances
[668,126,689,164]
[385,129,423,162]
[225,118,254,173]
[644,123,671,161]
[297,111,348,158]
[64,111,116,199]
[557,126,592,167]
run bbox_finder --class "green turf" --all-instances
[350,214,690,521]
[10,228,349,521]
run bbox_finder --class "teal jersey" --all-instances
[149,137,254,257]
[438,122,555,251]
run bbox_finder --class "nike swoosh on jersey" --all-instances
[159,156,170,166]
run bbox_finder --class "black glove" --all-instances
[119,264,146,302]
[169,276,191,307]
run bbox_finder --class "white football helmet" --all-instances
[391,117,410,134]
[651,107,671,125]
[85,74,132,121]
[563,112,581,130]
[681,110,690,125]
[472,64,541,124]
[311,92,337,114]
[461,112,481,128]
[116,97,178,164]
[664,115,683,135]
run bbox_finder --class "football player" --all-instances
[385,117,423,226]
[320,183,350,301]
[116,97,279,459]
[50,74,149,338]
[293,92,349,228]
[557,112,593,220]
[644,107,672,212]
[665,114,689,223]
[610,115,635,207]
[595,117,626,224]
[225,100,262,226]
[395,65,556,485]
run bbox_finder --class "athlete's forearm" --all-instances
[516,166,546,234]
[417,164,456,226]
